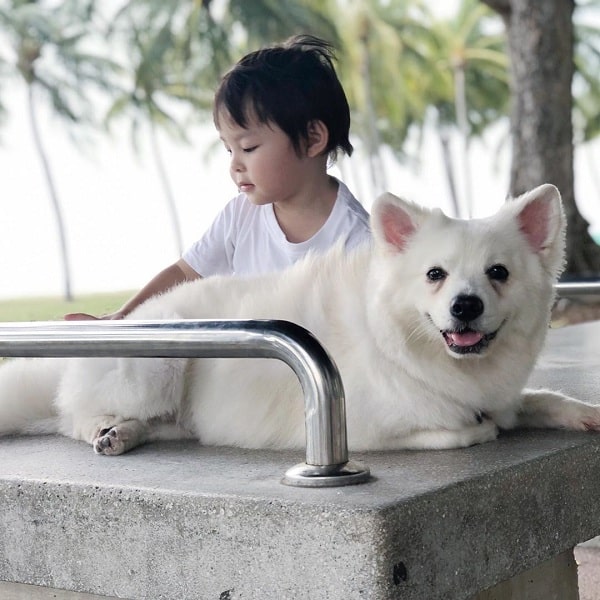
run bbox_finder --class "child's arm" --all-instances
[64,259,201,321]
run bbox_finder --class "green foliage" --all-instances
[336,0,434,158]
[0,0,126,301]
[106,0,341,143]
[105,0,224,147]
[0,0,598,223]
[0,0,121,133]
[331,0,510,173]
[2,0,597,163]
[416,0,508,136]
[226,0,340,50]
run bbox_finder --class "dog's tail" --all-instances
[0,358,64,435]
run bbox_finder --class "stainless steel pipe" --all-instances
[0,319,369,487]
[555,282,600,297]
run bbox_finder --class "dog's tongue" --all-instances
[447,330,484,347]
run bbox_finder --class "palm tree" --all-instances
[0,0,119,300]
[330,0,509,213]
[333,0,433,196]
[106,4,218,257]
[224,0,339,49]
[424,0,509,216]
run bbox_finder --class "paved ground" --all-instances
[576,543,600,600]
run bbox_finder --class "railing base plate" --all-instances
[282,460,371,487]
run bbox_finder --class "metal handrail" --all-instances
[0,319,369,488]
[555,282,600,297]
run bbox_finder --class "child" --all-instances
[66,35,370,321]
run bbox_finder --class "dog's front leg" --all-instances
[395,418,499,450]
[69,414,149,455]
[93,420,149,455]
[513,389,600,432]
[58,355,188,455]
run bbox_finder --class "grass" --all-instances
[0,291,134,322]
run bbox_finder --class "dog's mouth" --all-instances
[442,327,499,355]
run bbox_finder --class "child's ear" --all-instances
[306,120,329,157]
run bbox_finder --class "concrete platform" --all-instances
[0,321,599,599]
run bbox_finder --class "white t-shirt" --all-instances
[182,179,371,277]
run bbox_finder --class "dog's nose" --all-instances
[450,294,484,322]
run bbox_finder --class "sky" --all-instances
[1,7,600,300]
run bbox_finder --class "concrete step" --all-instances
[1,429,600,600]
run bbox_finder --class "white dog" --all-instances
[0,184,598,454]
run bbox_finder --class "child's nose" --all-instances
[230,152,245,172]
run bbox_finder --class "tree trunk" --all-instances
[359,30,387,195]
[482,0,600,277]
[438,129,461,218]
[149,121,183,256]
[453,63,473,217]
[26,85,73,301]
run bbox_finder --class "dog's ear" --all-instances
[513,184,566,274]
[371,193,427,253]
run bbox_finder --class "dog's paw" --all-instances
[520,390,600,432]
[452,419,499,447]
[93,426,127,455]
[580,413,600,432]
[473,418,499,444]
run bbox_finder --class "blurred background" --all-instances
[1,0,599,303]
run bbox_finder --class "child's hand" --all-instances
[64,312,99,321]
[64,312,124,321]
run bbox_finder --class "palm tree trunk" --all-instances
[26,85,73,301]
[149,122,183,257]
[453,64,473,217]
[360,32,388,195]
[438,129,462,218]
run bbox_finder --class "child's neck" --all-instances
[273,176,338,243]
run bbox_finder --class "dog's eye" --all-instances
[486,264,509,282]
[427,267,447,282]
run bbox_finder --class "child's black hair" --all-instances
[213,35,353,161]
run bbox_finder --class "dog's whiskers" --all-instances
[405,321,431,346]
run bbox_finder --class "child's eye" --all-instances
[243,146,258,153]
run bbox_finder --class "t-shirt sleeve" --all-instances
[344,218,372,251]
[182,197,239,277]
[336,183,372,251]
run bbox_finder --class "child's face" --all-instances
[217,109,312,206]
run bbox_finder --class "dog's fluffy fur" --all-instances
[1,183,599,454]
